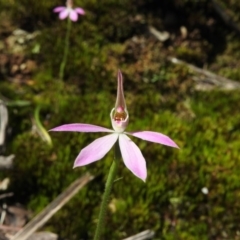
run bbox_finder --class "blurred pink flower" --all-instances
[53,0,85,22]
[50,70,179,181]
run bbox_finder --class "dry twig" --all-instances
[11,173,94,240]
[169,57,240,91]
[211,0,240,35]
[122,230,155,240]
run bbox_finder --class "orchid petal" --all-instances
[69,9,78,21]
[119,134,147,181]
[127,131,179,148]
[75,7,85,15]
[59,8,70,19]
[50,123,114,133]
[74,133,118,167]
[53,6,66,12]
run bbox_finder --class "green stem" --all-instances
[59,17,71,81]
[93,142,121,240]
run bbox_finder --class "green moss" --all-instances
[1,0,240,239]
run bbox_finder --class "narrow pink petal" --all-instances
[74,7,85,15]
[127,131,179,148]
[59,8,70,19]
[74,133,118,167]
[50,123,114,133]
[119,134,147,181]
[69,9,78,21]
[53,6,66,12]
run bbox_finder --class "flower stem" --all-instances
[93,143,120,240]
[59,17,71,81]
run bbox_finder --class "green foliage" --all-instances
[1,0,240,239]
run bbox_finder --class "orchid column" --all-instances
[53,0,85,81]
[50,70,179,239]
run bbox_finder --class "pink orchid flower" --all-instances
[53,0,85,22]
[50,70,179,181]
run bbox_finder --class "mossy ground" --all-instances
[0,0,240,239]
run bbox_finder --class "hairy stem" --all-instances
[59,17,71,80]
[93,143,120,240]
